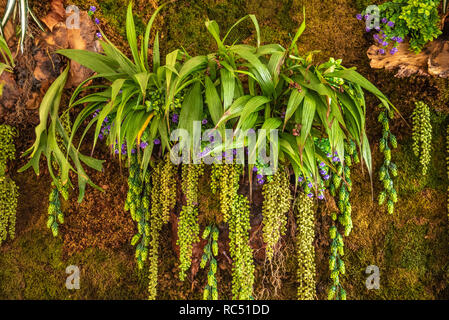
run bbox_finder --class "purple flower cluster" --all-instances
[356,13,402,56]
[172,113,179,123]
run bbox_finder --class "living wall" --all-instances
[1,0,449,300]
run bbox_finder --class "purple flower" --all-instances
[381,18,388,24]
[379,48,385,55]
[89,6,96,12]
[326,153,332,158]
[356,14,362,20]
[365,27,371,32]
[131,148,136,154]
[232,149,237,156]
[320,169,327,175]
[319,162,325,168]
[307,182,313,188]
[390,47,398,55]
[332,156,340,162]
[114,149,119,154]
[375,26,380,31]
[103,116,109,123]
[94,18,100,25]
[256,174,263,179]
[252,166,258,172]
[172,113,179,123]
[96,32,102,39]
[154,139,161,145]
[281,111,286,119]
[98,133,104,140]
[307,193,314,198]
[364,14,370,20]
[318,194,324,200]
[298,176,303,182]
[387,21,395,28]
[140,141,148,149]
[202,119,208,125]
[258,179,265,185]
[381,41,388,47]
[323,174,330,180]
[396,37,403,43]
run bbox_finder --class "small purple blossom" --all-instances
[319,162,325,168]
[298,176,303,182]
[381,18,388,24]
[252,166,258,172]
[319,169,327,175]
[381,41,389,47]
[98,133,104,140]
[364,14,370,20]
[114,149,119,154]
[365,27,371,32]
[96,32,102,39]
[379,48,385,55]
[281,111,286,119]
[387,21,394,28]
[256,174,264,179]
[154,139,161,145]
[172,113,179,123]
[307,182,313,188]
[396,37,403,43]
[89,6,96,12]
[324,174,330,180]
[390,47,398,55]
[326,153,332,158]
[140,141,149,149]
[307,193,314,198]
[318,194,325,200]
[332,156,340,163]
[94,18,100,25]
[356,14,362,20]
[131,148,136,154]
[202,119,208,125]
[258,179,265,185]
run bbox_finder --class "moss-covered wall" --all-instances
[1,0,449,300]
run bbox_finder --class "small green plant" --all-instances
[377,0,442,53]
[377,108,398,214]
[200,224,219,300]
[412,101,432,175]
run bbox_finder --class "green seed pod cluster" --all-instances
[47,182,65,237]
[412,101,432,175]
[125,155,148,270]
[0,125,17,176]
[377,108,398,214]
[160,156,177,223]
[147,161,164,300]
[294,193,316,300]
[229,194,255,300]
[327,225,346,300]
[261,167,292,261]
[0,176,18,244]
[210,163,242,223]
[178,163,204,281]
[201,224,219,300]
[0,125,18,245]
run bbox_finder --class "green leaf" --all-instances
[205,76,223,126]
